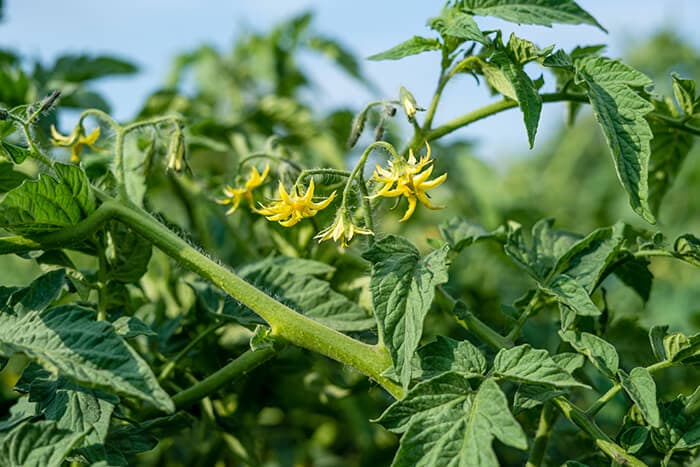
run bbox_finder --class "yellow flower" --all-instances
[257,179,336,227]
[372,142,447,221]
[217,163,270,215]
[50,125,101,163]
[315,210,373,247]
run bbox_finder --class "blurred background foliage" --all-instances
[0,8,699,466]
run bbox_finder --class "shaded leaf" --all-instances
[620,367,660,427]
[236,256,375,331]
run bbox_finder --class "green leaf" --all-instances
[456,0,605,31]
[560,330,619,379]
[415,336,487,379]
[4,269,66,314]
[542,274,601,317]
[0,305,173,412]
[0,140,32,164]
[428,9,486,44]
[0,163,29,193]
[438,217,502,252]
[377,375,526,466]
[552,352,585,373]
[614,256,653,302]
[50,54,137,82]
[236,257,375,331]
[619,426,649,454]
[364,236,450,389]
[575,56,655,223]
[106,222,152,283]
[0,396,38,431]
[513,384,566,413]
[0,163,95,235]
[647,97,695,217]
[619,367,660,427]
[674,234,700,267]
[491,52,542,148]
[543,49,573,68]
[649,325,669,361]
[552,222,626,292]
[671,73,696,115]
[651,397,700,455]
[0,420,87,467]
[493,344,590,388]
[504,219,580,281]
[367,36,441,61]
[112,316,157,338]
[18,363,117,451]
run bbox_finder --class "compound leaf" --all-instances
[377,375,526,466]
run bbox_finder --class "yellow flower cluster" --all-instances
[372,143,446,221]
[314,210,372,247]
[216,163,270,214]
[50,125,102,163]
[256,179,335,227]
[216,143,445,247]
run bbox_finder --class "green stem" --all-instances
[526,403,557,467]
[294,168,351,188]
[357,172,375,235]
[506,291,541,342]
[342,141,398,208]
[552,397,645,466]
[0,195,403,399]
[425,93,583,143]
[437,286,513,350]
[586,360,674,416]
[159,323,221,381]
[172,347,277,410]
[96,231,109,321]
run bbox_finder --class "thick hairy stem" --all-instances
[0,196,402,399]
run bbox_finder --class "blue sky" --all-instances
[2,1,699,161]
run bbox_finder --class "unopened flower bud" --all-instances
[399,86,420,121]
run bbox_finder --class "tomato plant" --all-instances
[1,1,700,466]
